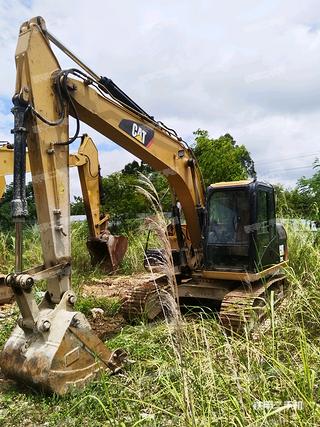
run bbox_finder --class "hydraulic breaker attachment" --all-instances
[0,21,126,394]
[0,279,126,394]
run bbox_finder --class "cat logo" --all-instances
[132,123,147,144]
[119,119,154,147]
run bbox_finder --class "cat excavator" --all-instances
[0,17,288,394]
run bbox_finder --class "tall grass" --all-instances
[0,207,320,425]
[137,174,195,425]
[0,225,42,274]
[104,224,320,426]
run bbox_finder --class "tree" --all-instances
[193,129,256,187]
[100,172,148,230]
[122,160,171,211]
[122,160,153,175]
[98,160,173,231]
[70,196,85,215]
[294,161,320,221]
[0,182,37,230]
[273,160,320,221]
[273,184,307,218]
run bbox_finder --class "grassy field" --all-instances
[0,223,320,426]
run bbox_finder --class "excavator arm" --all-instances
[73,135,128,270]
[0,16,289,393]
[69,82,205,253]
[0,139,103,232]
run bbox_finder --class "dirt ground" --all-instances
[82,273,165,338]
[0,273,165,343]
[82,272,163,300]
[88,312,127,340]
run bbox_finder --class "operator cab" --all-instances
[204,180,286,273]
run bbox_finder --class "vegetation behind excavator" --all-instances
[0,16,288,394]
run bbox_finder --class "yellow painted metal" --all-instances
[0,146,30,198]
[0,146,30,176]
[202,261,288,282]
[15,19,70,304]
[210,179,253,188]
[0,145,94,225]
[0,17,127,394]
[73,134,103,238]
[69,78,205,256]
[0,177,5,200]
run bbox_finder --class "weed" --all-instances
[75,295,121,317]
[0,221,320,425]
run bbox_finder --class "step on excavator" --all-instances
[0,17,288,394]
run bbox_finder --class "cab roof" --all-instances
[210,179,254,188]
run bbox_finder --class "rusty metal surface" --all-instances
[177,277,233,301]
[219,274,286,331]
[0,290,126,394]
[0,308,126,394]
[121,276,169,320]
[0,276,14,304]
[87,235,128,271]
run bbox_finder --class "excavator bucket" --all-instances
[87,235,128,272]
[0,275,14,304]
[0,290,126,394]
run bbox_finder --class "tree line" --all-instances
[0,130,319,230]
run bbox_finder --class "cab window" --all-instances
[207,190,249,245]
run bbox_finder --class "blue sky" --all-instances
[1,0,320,196]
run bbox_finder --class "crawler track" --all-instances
[121,278,170,320]
[219,274,286,331]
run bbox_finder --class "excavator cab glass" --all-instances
[204,180,281,272]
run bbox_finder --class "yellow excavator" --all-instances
[0,17,288,394]
[0,137,127,303]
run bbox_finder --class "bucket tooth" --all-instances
[0,292,126,394]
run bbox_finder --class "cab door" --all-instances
[254,187,278,269]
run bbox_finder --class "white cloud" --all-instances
[1,0,320,193]
[70,148,137,198]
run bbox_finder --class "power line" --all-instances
[260,165,314,175]
[255,151,320,166]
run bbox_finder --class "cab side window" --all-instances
[257,190,269,234]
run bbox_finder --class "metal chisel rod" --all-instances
[11,95,28,273]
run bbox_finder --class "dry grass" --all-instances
[0,184,319,425]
